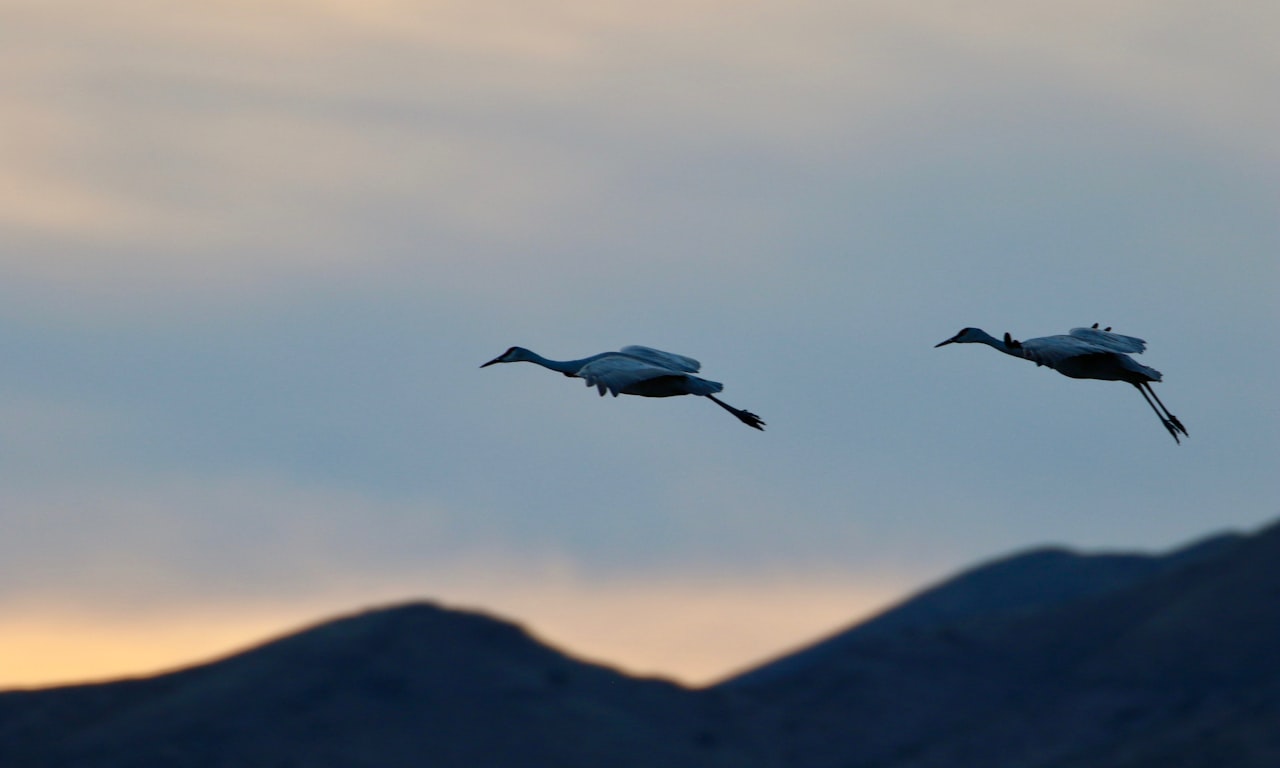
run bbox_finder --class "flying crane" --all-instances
[935,325,1188,443]
[481,345,765,430]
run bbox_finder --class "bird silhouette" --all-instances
[481,345,765,430]
[935,326,1188,443]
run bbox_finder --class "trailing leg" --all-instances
[1134,383,1184,444]
[1142,382,1188,438]
[707,394,766,431]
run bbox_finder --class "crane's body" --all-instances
[481,345,765,430]
[935,326,1188,443]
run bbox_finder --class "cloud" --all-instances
[0,473,450,607]
[899,1,1280,159]
[3,0,1274,310]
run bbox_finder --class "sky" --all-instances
[1,0,1277,688]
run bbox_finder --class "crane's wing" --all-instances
[577,355,691,396]
[617,345,702,373]
[1018,336,1099,367]
[1019,332,1152,370]
[1068,327,1148,354]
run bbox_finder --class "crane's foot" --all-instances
[1162,419,1183,444]
[707,394,766,431]
[1169,414,1188,437]
[735,409,766,431]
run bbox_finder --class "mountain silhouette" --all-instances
[3,521,1279,767]
[0,603,769,767]
[724,530,1242,687]
[723,523,1280,767]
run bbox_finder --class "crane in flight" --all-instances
[935,324,1188,443]
[481,345,765,430]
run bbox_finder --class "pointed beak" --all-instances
[935,338,956,348]
[480,356,503,368]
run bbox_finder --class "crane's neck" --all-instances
[520,350,603,375]
[970,329,1023,357]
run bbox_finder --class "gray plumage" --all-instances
[936,326,1188,444]
[481,345,765,430]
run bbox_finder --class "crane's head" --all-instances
[935,327,986,347]
[480,346,534,367]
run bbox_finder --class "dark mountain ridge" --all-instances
[724,523,1280,767]
[0,603,770,768]
[3,521,1278,767]
[724,530,1243,688]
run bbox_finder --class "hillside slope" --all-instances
[0,603,770,768]
[722,524,1280,767]
[3,522,1277,767]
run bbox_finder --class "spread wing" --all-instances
[577,355,688,396]
[1018,330,1149,369]
[1018,336,1102,367]
[1068,327,1148,354]
[617,345,702,373]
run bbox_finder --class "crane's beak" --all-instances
[480,356,503,368]
[934,337,956,348]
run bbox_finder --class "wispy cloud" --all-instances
[4,1,1273,303]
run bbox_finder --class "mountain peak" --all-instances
[717,523,1280,767]
[723,529,1245,689]
[3,523,1277,767]
[0,600,769,768]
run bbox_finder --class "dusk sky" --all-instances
[2,0,1277,688]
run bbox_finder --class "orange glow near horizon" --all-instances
[0,577,906,690]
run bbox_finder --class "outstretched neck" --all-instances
[521,350,600,375]
[970,329,1022,357]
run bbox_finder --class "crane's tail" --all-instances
[707,395,765,431]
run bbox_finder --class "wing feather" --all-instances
[1068,327,1148,354]
[1019,336,1115,367]
[617,345,702,373]
[577,355,685,397]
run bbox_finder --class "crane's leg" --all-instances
[706,395,766,431]
[1142,382,1188,437]
[1133,383,1186,444]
